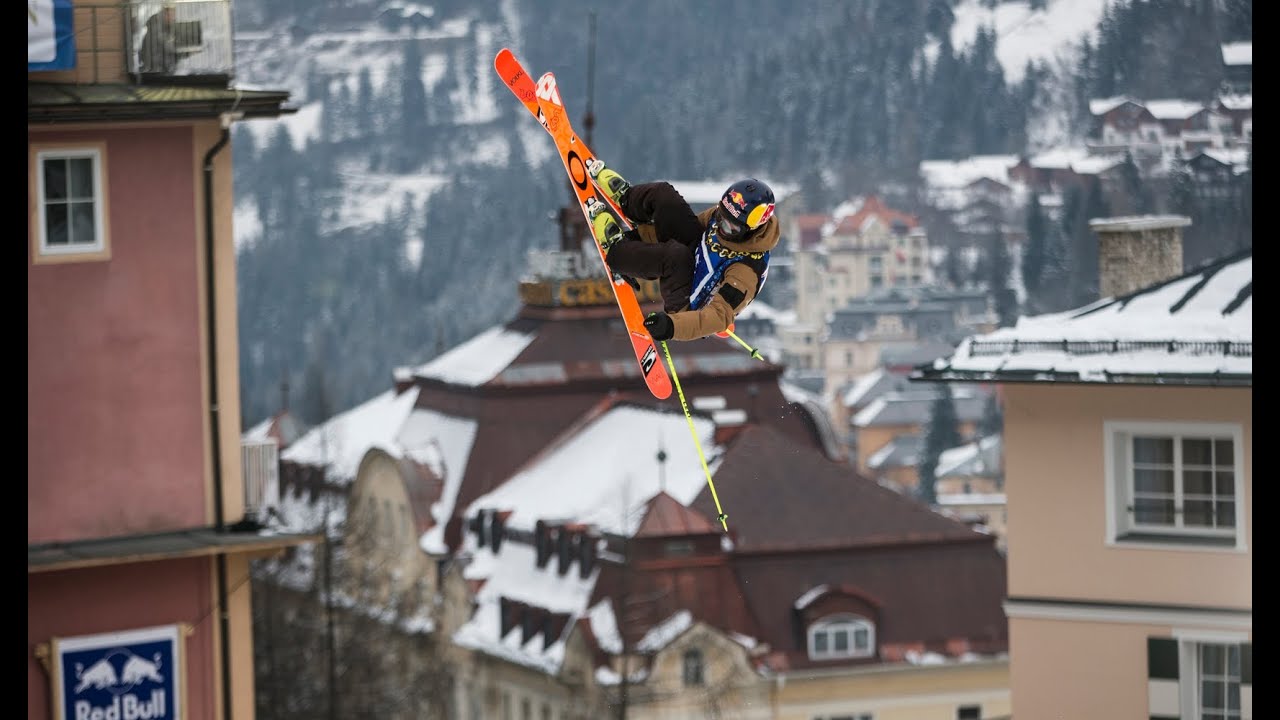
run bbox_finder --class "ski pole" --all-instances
[725,330,764,361]
[660,340,729,532]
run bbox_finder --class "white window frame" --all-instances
[1104,421,1246,551]
[31,143,111,264]
[1173,630,1249,720]
[807,614,875,660]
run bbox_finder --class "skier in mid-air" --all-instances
[587,165,780,342]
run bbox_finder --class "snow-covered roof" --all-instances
[1071,154,1125,175]
[919,155,1019,188]
[1089,96,1135,116]
[936,434,1002,479]
[452,539,596,674]
[793,584,830,611]
[866,434,922,470]
[920,252,1252,384]
[737,299,794,324]
[843,368,905,409]
[1198,148,1251,170]
[852,387,989,428]
[1221,41,1251,66]
[1024,147,1084,170]
[460,405,718,537]
[412,326,535,386]
[1144,99,1205,120]
[281,386,422,481]
[1218,93,1252,111]
[936,493,1006,506]
[635,610,693,653]
[587,599,622,654]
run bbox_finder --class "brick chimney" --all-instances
[1089,215,1190,298]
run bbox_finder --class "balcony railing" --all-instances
[40,1,234,85]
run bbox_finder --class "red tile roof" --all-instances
[833,196,919,235]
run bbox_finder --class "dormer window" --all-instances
[808,614,875,660]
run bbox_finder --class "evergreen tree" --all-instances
[981,232,1018,327]
[1117,150,1153,215]
[919,384,962,506]
[397,39,429,171]
[356,67,376,140]
[979,392,1003,438]
[1022,191,1048,296]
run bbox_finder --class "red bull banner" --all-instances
[29,0,77,71]
[50,624,184,720]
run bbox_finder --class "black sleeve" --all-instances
[621,182,705,247]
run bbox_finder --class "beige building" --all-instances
[934,434,1008,552]
[917,216,1251,719]
[784,197,931,372]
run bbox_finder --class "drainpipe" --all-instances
[203,109,242,720]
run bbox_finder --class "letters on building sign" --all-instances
[521,278,662,307]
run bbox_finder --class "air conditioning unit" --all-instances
[241,439,280,523]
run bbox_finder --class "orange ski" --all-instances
[495,49,672,400]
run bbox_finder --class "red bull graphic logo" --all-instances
[721,192,774,230]
[747,202,775,229]
[56,625,180,720]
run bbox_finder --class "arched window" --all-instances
[682,648,704,686]
[807,615,875,660]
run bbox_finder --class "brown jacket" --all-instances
[633,205,781,341]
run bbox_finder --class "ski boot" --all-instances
[588,200,625,255]
[587,159,631,205]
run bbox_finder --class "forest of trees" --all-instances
[231,0,1252,428]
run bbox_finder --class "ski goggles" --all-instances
[714,206,748,239]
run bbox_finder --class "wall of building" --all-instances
[774,660,1010,720]
[1010,618,1175,720]
[28,124,210,542]
[28,557,221,718]
[1003,383,1251,606]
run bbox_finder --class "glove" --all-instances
[644,311,675,341]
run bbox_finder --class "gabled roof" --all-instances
[635,492,718,537]
[916,250,1252,386]
[1144,99,1206,120]
[936,434,1002,479]
[842,368,911,409]
[866,433,922,470]
[691,424,979,551]
[1089,96,1138,116]
[694,430,1005,665]
[852,387,990,428]
[1217,93,1252,111]
[830,196,919,236]
[281,301,832,553]
[462,404,718,537]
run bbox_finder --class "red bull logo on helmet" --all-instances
[747,202,775,229]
